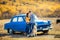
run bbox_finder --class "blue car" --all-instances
[4,14,52,34]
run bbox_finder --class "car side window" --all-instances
[18,17,23,22]
[12,17,17,22]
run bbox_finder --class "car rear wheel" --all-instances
[7,29,14,34]
[43,30,49,34]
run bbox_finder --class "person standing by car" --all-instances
[26,11,37,37]
[28,11,36,36]
[25,13,31,37]
[27,11,37,37]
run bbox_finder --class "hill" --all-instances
[0,0,60,19]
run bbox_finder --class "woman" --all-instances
[25,13,31,37]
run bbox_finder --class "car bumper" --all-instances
[37,27,52,31]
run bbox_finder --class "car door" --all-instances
[12,17,26,32]
[17,17,26,32]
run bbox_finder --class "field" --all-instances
[0,18,60,40]
[0,0,60,18]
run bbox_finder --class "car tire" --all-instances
[7,29,9,33]
[8,29,14,34]
[43,30,49,34]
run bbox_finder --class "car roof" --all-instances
[14,14,26,17]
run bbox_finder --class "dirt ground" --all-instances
[0,18,60,40]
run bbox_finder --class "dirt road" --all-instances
[0,33,60,40]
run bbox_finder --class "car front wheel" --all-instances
[43,30,49,34]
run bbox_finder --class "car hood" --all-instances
[35,19,49,22]
[35,19,51,25]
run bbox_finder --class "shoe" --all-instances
[30,34,37,37]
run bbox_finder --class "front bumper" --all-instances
[37,26,52,31]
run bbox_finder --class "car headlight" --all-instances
[48,20,51,25]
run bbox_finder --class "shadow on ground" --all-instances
[0,33,57,38]
[54,34,60,38]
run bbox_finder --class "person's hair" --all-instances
[26,13,29,17]
[26,11,31,17]
[28,11,31,13]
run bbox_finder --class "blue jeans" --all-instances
[30,23,35,33]
[26,23,35,35]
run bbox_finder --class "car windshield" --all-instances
[34,14,38,20]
